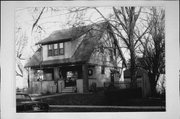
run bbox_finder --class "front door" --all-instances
[65,71,77,87]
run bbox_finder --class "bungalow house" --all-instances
[25,22,126,94]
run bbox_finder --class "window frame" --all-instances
[59,43,64,55]
[47,42,64,57]
[48,44,53,56]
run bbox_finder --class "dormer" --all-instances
[36,26,89,61]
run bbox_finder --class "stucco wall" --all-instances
[76,79,83,93]
[32,81,57,94]
[87,66,111,87]
[58,80,65,93]
[31,80,65,94]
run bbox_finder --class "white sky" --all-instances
[15,6,160,64]
[15,7,116,60]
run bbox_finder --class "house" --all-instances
[25,22,126,94]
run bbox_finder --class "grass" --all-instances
[38,89,165,107]
[40,90,107,105]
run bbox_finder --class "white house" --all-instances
[25,22,126,94]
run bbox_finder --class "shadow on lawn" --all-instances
[39,88,165,107]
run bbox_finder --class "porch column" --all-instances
[82,64,89,93]
[29,68,36,93]
[54,67,60,80]
[54,67,60,93]
[56,67,65,93]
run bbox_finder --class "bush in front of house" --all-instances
[89,82,97,93]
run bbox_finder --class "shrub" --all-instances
[89,82,97,93]
[104,87,142,104]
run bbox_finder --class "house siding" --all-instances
[88,66,111,87]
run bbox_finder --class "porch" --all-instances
[28,63,96,94]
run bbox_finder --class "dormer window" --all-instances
[47,43,64,56]
[48,44,53,56]
[59,43,64,55]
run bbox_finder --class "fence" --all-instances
[104,81,142,89]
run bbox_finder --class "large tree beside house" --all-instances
[92,7,152,88]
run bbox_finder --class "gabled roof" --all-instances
[25,22,108,68]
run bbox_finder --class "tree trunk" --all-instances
[149,73,158,96]
[130,49,137,88]
[82,64,89,93]
[128,7,137,88]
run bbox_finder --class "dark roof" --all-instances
[36,24,95,45]
[71,24,105,62]
[25,22,108,68]
[124,69,143,78]
[25,48,42,68]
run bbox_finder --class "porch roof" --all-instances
[24,49,87,68]
[25,48,42,68]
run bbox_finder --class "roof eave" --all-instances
[36,38,72,45]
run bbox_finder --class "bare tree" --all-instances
[15,26,28,78]
[106,7,151,87]
[138,7,165,95]
[65,7,153,88]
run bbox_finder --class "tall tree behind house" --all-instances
[138,7,165,95]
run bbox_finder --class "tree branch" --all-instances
[31,7,45,33]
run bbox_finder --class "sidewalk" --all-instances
[50,105,165,110]
[49,105,165,112]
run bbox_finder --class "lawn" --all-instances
[40,90,108,105]
[39,89,165,107]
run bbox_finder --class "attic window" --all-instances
[47,43,64,56]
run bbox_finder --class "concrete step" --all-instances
[62,87,76,93]
[64,87,74,89]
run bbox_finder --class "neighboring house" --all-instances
[25,22,126,94]
[123,68,151,97]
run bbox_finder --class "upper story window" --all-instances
[47,43,64,56]
[59,43,64,55]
